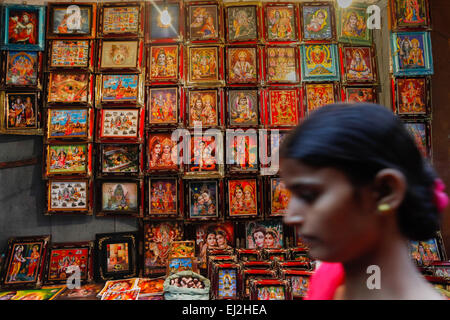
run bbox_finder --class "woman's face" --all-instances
[153,143,161,155]
[216,234,226,246]
[281,159,380,262]
[235,188,243,199]
[264,234,275,248]
[253,231,265,248]
[206,233,217,247]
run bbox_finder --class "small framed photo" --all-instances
[227,178,259,218]
[260,129,290,176]
[264,3,298,42]
[96,74,144,107]
[409,237,443,267]
[148,45,179,83]
[195,222,234,268]
[45,143,91,177]
[1,4,46,51]
[237,249,261,262]
[98,39,144,72]
[148,87,179,126]
[390,0,430,31]
[55,283,103,300]
[1,92,40,134]
[304,83,338,114]
[250,279,291,300]
[267,88,301,128]
[227,47,258,84]
[99,2,144,38]
[391,31,433,76]
[282,270,313,299]
[46,179,92,214]
[4,51,41,87]
[146,1,182,43]
[0,235,51,289]
[269,177,291,217]
[241,269,277,299]
[148,177,179,218]
[337,2,372,45]
[99,108,141,141]
[44,241,94,285]
[170,241,196,258]
[266,46,299,84]
[226,131,258,173]
[245,220,284,249]
[95,232,138,281]
[187,3,220,41]
[403,120,431,158]
[167,257,196,276]
[342,46,376,83]
[187,89,219,128]
[300,44,340,82]
[187,180,220,221]
[227,89,259,127]
[345,86,378,103]
[46,72,93,106]
[290,247,311,261]
[212,263,240,300]
[187,46,222,85]
[147,132,179,172]
[185,131,224,177]
[97,278,139,298]
[226,5,259,43]
[47,40,93,71]
[47,2,96,39]
[100,144,141,176]
[262,248,289,262]
[97,180,142,217]
[395,77,430,115]
[300,2,335,41]
[46,108,91,141]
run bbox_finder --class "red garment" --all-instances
[305,262,345,300]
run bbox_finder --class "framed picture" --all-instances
[227,47,258,84]
[46,108,91,141]
[44,242,93,285]
[260,129,290,176]
[227,178,259,217]
[170,241,196,258]
[226,131,258,172]
[55,283,103,300]
[390,0,430,30]
[187,3,220,41]
[99,108,140,141]
[0,235,50,288]
[97,180,141,217]
[99,2,144,38]
[269,177,291,217]
[337,3,372,45]
[47,40,92,71]
[227,89,259,127]
[2,92,39,133]
[195,222,234,268]
[304,83,338,114]
[146,1,182,43]
[391,31,433,76]
[267,88,300,127]
[95,232,138,281]
[212,264,240,299]
[96,74,144,107]
[100,144,141,175]
[226,5,258,42]
[395,77,430,115]
[4,51,41,87]
[148,87,179,126]
[263,248,289,262]
[245,220,284,249]
[97,278,139,297]
[185,132,223,176]
[300,44,340,82]
[403,120,430,158]
[250,279,291,300]
[142,221,183,276]
[47,3,96,39]
[409,238,442,266]
[283,270,313,299]
[167,257,196,276]
[300,2,335,41]
[147,132,179,171]
[45,143,90,176]
[342,46,376,83]
[46,179,91,214]
[98,39,143,72]
[1,4,46,51]
[241,269,277,299]
[187,180,220,220]
[187,46,221,85]
[266,46,298,84]
[46,72,92,106]
[0,286,65,300]
[345,86,377,103]
[103,289,140,300]
[148,177,178,217]
[265,4,298,42]
[136,277,165,297]
[237,249,260,262]
[187,89,219,128]
[148,45,179,83]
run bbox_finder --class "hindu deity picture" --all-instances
[168,258,194,275]
[301,44,339,82]
[0,287,65,300]
[101,182,138,212]
[305,83,336,113]
[5,51,38,86]
[47,247,89,281]
[100,40,140,69]
[101,145,139,174]
[188,5,219,40]
[148,88,178,125]
[49,40,90,68]
[47,73,89,104]
[100,74,140,103]
[195,222,234,267]
[228,90,258,126]
[270,178,291,216]
[227,6,258,42]
[188,181,219,219]
[7,9,38,44]
[257,285,285,300]
[50,5,92,35]
[137,278,164,296]
[148,133,178,170]
[404,122,429,158]
[227,47,257,83]
[97,278,138,296]
[102,288,140,300]
[148,3,180,40]
[149,45,178,82]
[266,5,296,41]
[6,93,37,130]
[188,90,218,127]
[5,242,43,284]
[288,275,310,297]
[48,109,87,139]
[187,134,220,173]
[47,144,87,175]
[392,0,429,29]
[343,47,375,82]
[170,241,195,258]
[396,78,427,114]
[410,238,441,266]
[56,283,103,300]
[338,4,371,44]
[101,5,140,35]
[48,181,88,211]
[268,89,299,127]
[227,133,258,172]
[188,47,219,83]
[266,47,298,83]
[149,178,177,216]
[106,243,129,272]
[345,87,377,103]
[228,179,258,217]
[100,109,139,139]
[302,4,333,40]
[218,269,237,298]
[246,220,283,249]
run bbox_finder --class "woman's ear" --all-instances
[373,169,407,215]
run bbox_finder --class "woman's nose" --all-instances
[283,196,305,226]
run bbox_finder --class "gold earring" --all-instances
[378,203,391,212]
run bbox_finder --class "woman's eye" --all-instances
[292,188,318,203]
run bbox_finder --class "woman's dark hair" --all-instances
[280,103,440,241]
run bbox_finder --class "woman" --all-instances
[280,103,448,300]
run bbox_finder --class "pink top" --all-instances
[305,262,345,300]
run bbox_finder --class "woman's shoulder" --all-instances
[305,262,345,300]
